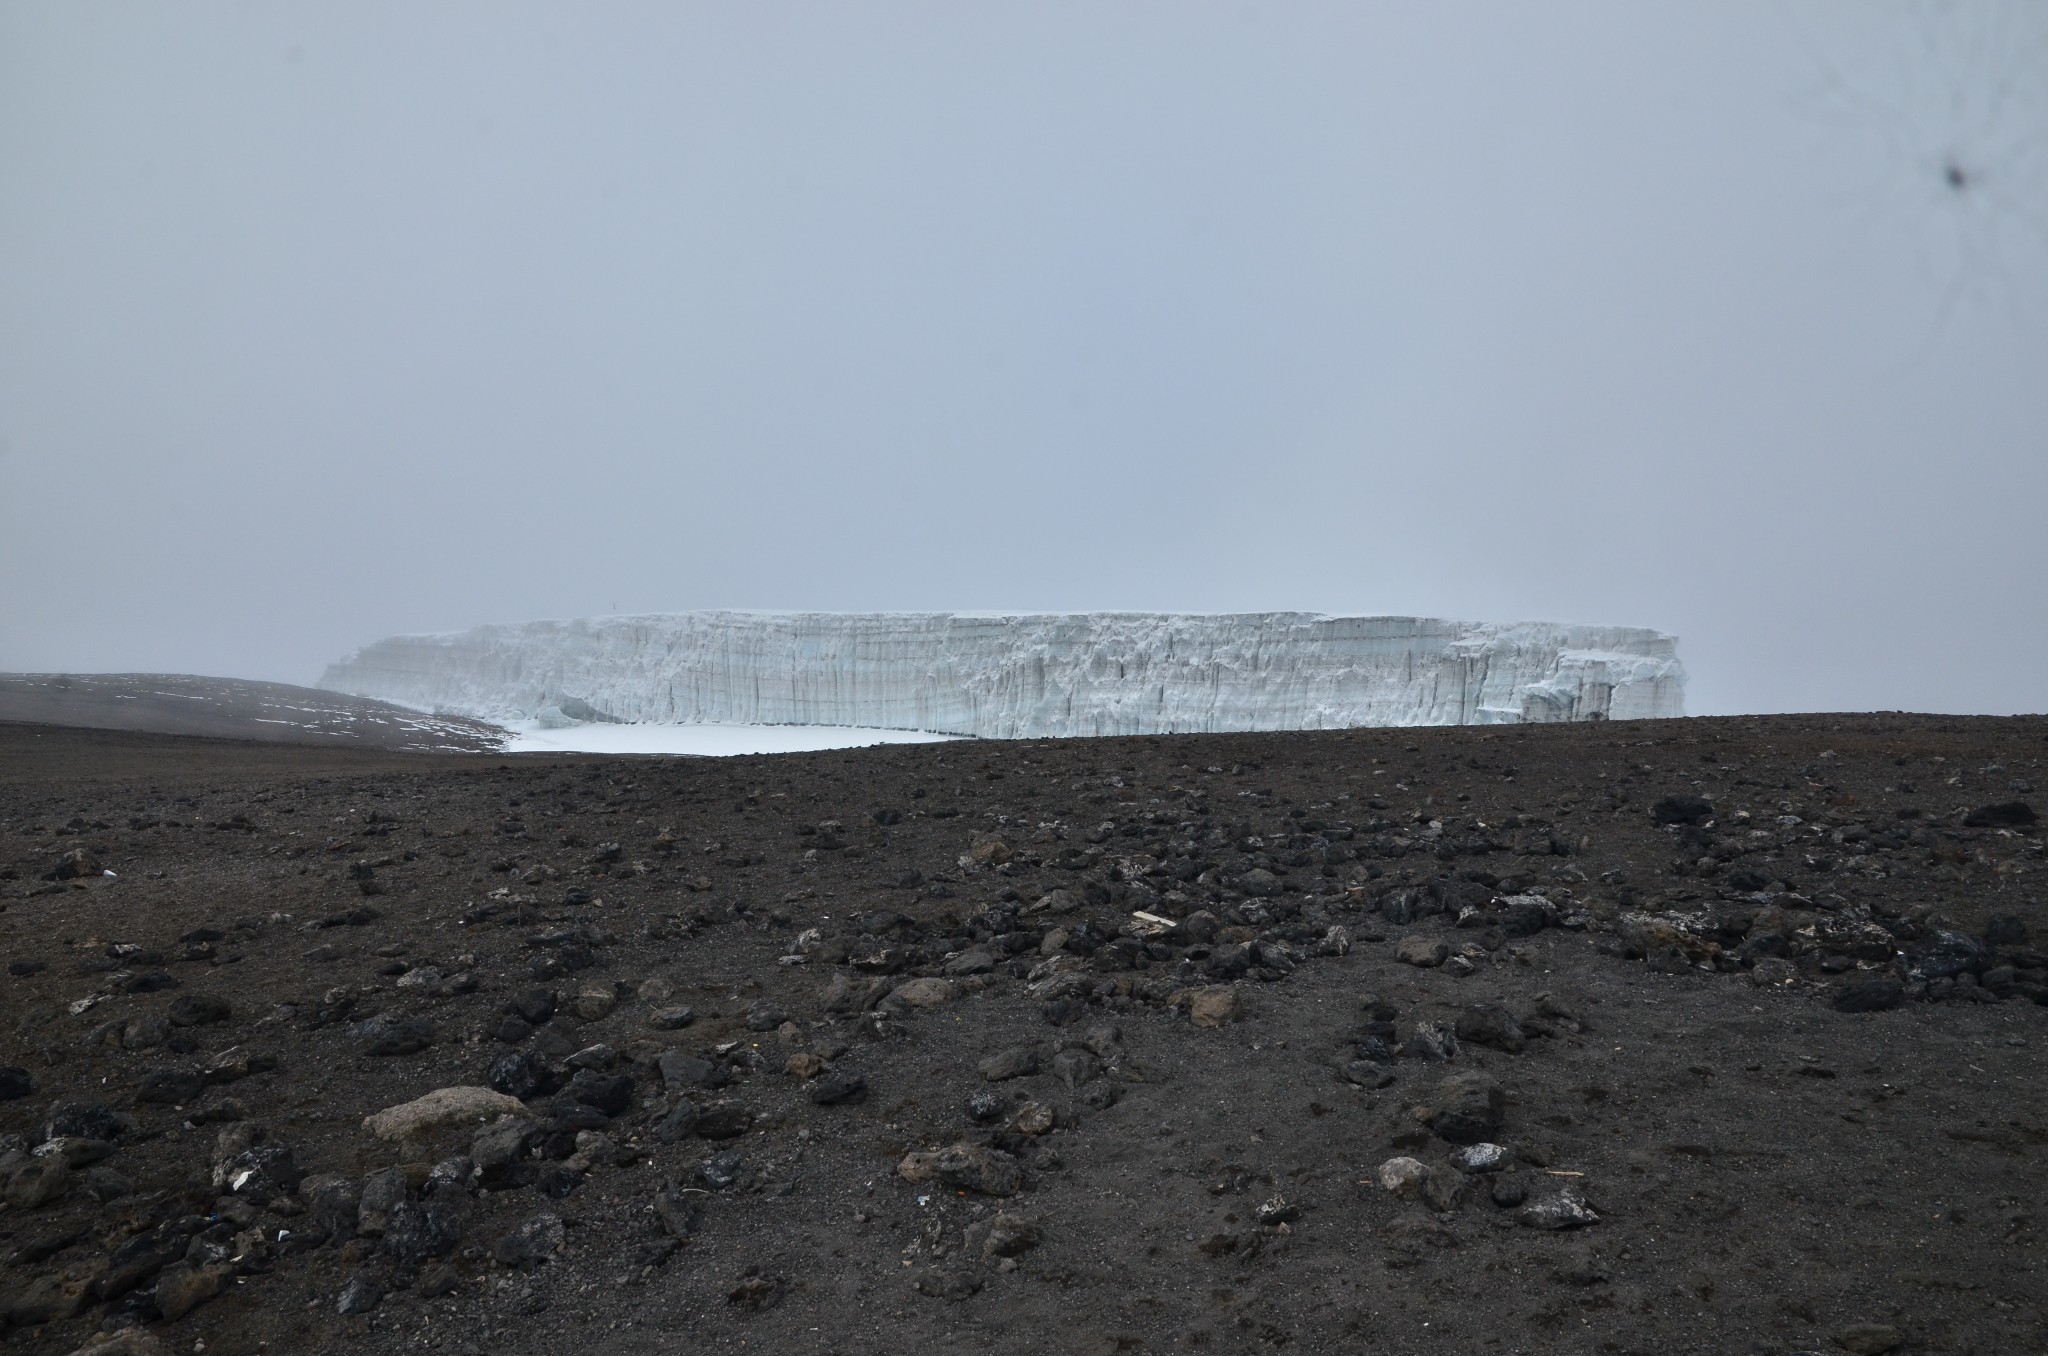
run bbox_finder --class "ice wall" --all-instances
[319,611,1684,738]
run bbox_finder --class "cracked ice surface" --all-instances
[320,611,1685,740]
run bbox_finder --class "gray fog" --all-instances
[3,2,2044,717]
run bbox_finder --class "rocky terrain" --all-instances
[0,676,504,753]
[0,712,2043,1356]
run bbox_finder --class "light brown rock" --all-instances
[362,1086,527,1142]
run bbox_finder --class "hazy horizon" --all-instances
[4,3,2044,717]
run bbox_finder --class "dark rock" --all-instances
[1519,1188,1600,1229]
[1431,1071,1505,1145]
[42,1100,133,1142]
[0,1066,34,1100]
[1962,801,2036,828]
[657,1053,721,1089]
[354,1015,436,1057]
[563,1070,634,1117]
[1490,1177,1529,1208]
[1401,1021,1459,1063]
[655,1182,701,1237]
[98,1222,187,1298]
[509,988,559,1025]
[935,1144,1023,1196]
[492,1212,566,1269]
[120,970,179,994]
[1911,929,1991,979]
[153,1261,229,1320]
[1050,1048,1104,1088]
[488,1050,564,1100]
[694,1104,753,1140]
[384,1201,463,1267]
[807,1070,866,1105]
[134,1067,205,1105]
[1454,1004,1525,1053]
[654,1100,700,1143]
[4,1155,70,1209]
[697,1150,751,1191]
[1651,796,1715,826]
[336,1272,385,1315]
[1986,914,2028,948]
[167,994,232,1027]
[1831,978,1904,1013]
[50,847,101,879]
[216,1142,302,1202]
[471,1116,539,1177]
[978,1046,1040,1081]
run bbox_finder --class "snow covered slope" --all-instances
[319,612,1684,738]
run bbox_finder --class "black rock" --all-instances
[493,1017,535,1044]
[8,960,47,977]
[508,988,558,1025]
[808,1070,866,1106]
[1986,914,2029,948]
[1431,1071,1505,1145]
[1454,1004,1526,1054]
[697,1150,750,1191]
[654,1100,699,1143]
[977,1046,1040,1082]
[487,1050,563,1101]
[0,1066,34,1101]
[1962,801,2036,828]
[135,1068,205,1105]
[167,995,232,1028]
[1831,978,1905,1013]
[336,1272,384,1315]
[657,1053,721,1090]
[536,1165,583,1199]
[120,970,179,995]
[1651,796,1716,826]
[492,1213,565,1269]
[383,1201,463,1267]
[1911,930,1990,980]
[356,1015,436,1057]
[218,1143,303,1202]
[545,1101,613,1133]
[654,1183,700,1238]
[563,1070,634,1117]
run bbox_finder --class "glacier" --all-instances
[319,611,1684,739]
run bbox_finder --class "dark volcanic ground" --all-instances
[0,675,505,753]
[0,714,2044,1356]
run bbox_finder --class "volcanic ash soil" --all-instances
[0,713,2045,1356]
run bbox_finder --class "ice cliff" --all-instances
[319,612,1684,738]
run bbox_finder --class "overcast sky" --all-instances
[2,2,2044,716]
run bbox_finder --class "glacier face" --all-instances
[320,611,1684,739]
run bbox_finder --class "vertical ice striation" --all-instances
[319,611,1684,737]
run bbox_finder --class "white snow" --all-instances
[322,610,1685,739]
[494,721,962,756]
